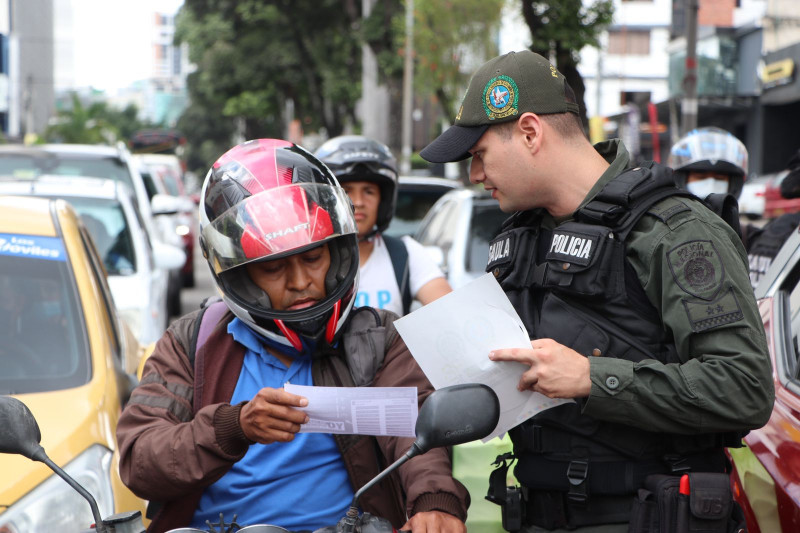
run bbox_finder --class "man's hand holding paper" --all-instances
[394,273,570,442]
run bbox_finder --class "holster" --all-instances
[628,472,747,533]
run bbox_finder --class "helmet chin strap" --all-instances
[325,300,341,344]
[274,319,303,351]
[273,298,342,352]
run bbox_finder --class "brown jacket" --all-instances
[116,306,468,532]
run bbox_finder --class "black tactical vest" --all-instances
[487,163,733,497]
[747,212,800,289]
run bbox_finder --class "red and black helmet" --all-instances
[199,139,359,351]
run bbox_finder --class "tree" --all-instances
[414,0,505,124]
[520,0,614,130]
[175,0,362,174]
[45,93,154,145]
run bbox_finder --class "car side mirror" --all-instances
[151,193,181,216]
[153,241,186,270]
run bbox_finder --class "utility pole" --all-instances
[400,0,414,175]
[681,0,699,135]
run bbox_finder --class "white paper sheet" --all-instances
[394,273,571,442]
[284,383,418,437]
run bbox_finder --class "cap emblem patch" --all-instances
[483,75,519,120]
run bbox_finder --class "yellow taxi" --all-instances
[0,196,148,531]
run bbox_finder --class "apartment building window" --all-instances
[608,29,651,55]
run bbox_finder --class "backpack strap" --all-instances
[703,193,742,239]
[189,297,228,413]
[382,235,412,314]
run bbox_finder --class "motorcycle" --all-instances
[0,383,500,533]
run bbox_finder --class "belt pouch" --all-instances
[685,472,734,533]
[628,474,679,533]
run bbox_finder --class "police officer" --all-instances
[420,50,774,532]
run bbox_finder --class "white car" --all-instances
[414,187,508,289]
[0,177,184,345]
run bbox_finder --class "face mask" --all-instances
[686,177,729,198]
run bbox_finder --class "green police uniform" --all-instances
[420,49,773,532]
[581,140,773,435]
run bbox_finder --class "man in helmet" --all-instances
[315,135,452,316]
[116,139,469,533]
[668,128,800,289]
[419,50,770,532]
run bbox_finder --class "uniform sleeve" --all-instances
[373,333,469,521]
[116,317,250,501]
[582,198,774,434]
[401,236,447,296]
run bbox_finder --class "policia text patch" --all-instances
[546,229,597,266]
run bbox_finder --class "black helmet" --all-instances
[199,139,359,352]
[315,135,398,234]
[668,127,748,200]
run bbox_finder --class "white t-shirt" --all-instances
[355,235,445,316]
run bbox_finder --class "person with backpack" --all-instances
[315,135,452,316]
[115,139,469,533]
[420,50,772,532]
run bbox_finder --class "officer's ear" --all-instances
[518,112,543,155]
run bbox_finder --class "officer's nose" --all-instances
[469,157,484,184]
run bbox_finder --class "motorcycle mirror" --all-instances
[410,383,500,457]
[0,397,119,533]
[0,396,45,461]
[339,383,500,533]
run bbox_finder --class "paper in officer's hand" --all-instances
[394,273,570,441]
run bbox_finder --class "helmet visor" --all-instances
[669,129,747,176]
[202,183,356,274]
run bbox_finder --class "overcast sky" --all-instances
[70,0,183,91]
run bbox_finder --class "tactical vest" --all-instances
[486,162,734,499]
[746,212,800,289]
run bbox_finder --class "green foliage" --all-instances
[522,0,613,62]
[45,93,155,145]
[414,0,505,122]
[175,0,363,174]
[520,0,614,128]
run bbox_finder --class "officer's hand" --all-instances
[489,338,591,398]
[401,510,465,533]
[239,388,309,444]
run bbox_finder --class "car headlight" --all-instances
[175,224,190,237]
[0,444,114,532]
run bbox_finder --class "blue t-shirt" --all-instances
[190,318,354,530]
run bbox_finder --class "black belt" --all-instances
[525,490,632,529]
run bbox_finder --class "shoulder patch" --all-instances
[648,198,691,224]
[682,288,743,332]
[667,240,725,300]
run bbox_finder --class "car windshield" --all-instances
[386,185,457,238]
[466,202,508,273]
[0,235,90,394]
[0,154,135,190]
[69,198,138,276]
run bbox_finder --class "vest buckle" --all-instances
[566,459,589,504]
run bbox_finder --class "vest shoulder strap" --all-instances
[577,161,694,242]
[382,235,412,314]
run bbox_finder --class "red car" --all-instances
[728,228,800,532]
